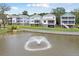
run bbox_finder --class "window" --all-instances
[62,17,75,19]
[44,20,46,23]
[62,17,68,19]
[62,21,67,24]
[8,18,12,19]
[69,21,75,24]
[17,18,20,19]
[9,19,12,22]
[13,20,15,22]
[35,20,40,23]
[17,20,20,22]
[48,20,54,23]
[69,17,75,19]
[24,20,26,22]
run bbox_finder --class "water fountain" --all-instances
[24,36,52,51]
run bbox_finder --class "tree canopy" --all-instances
[0,3,11,28]
[0,3,11,14]
[71,9,79,24]
[51,7,65,25]
[38,13,47,16]
[22,11,28,15]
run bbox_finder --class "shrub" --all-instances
[11,26,17,30]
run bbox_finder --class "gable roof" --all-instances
[43,14,55,17]
[19,15,29,18]
[42,14,56,20]
[30,14,41,18]
[30,14,42,20]
[7,15,29,18]
[61,13,75,17]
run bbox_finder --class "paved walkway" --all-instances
[18,29,79,35]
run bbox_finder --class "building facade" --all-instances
[7,15,29,25]
[42,14,56,27]
[29,14,42,26]
[60,13,75,28]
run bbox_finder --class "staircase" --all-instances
[62,23,69,29]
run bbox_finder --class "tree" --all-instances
[22,11,28,15]
[71,9,79,24]
[38,13,47,16]
[51,7,65,25]
[0,3,11,28]
[33,13,37,15]
[0,4,10,14]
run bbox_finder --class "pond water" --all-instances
[0,32,79,56]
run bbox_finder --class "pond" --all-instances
[0,32,79,56]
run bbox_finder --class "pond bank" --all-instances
[17,28,79,36]
[0,27,79,36]
[0,28,8,34]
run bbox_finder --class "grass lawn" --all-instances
[0,28,8,34]
[7,25,79,32]
[0,24,79,35]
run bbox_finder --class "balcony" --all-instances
[62,21,75,25]
[48,23,54,25]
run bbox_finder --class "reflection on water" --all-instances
[0,32,79,55]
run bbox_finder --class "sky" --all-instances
[4,3,79,15]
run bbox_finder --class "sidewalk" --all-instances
[18,28,79,35]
